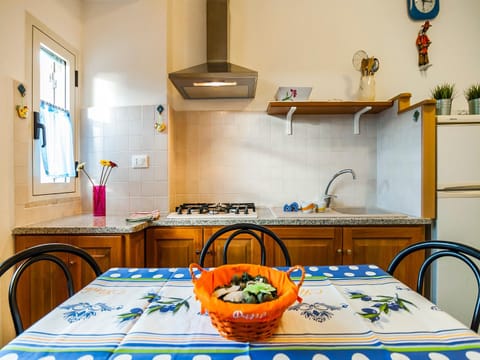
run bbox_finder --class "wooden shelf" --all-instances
[267,100,394,116]
[266,93,412,135]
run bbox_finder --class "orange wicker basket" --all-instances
[189,263,305,342]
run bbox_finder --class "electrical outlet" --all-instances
[131,154,149,168]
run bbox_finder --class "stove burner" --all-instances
[175,203,256,216]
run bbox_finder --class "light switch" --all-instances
[131,154,149,168]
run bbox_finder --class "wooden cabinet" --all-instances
[146,225,426,290]
[146,227,203,267]
[267,225,425,281]
[342,226,425,289]
[12,224,426,331]
[145,226,264,268]
[202,227,264,267]
[14,232,144,330]
[266,226,343,266]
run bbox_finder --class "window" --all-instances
[31,25,77,195]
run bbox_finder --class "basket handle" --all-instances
[189,263,207,283]
[286,265,305,290]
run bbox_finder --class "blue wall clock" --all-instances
[407,0,439,20]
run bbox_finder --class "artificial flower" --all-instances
[77,160,118,186]
[281,88,298,101]
[76,162,95,186]
[100,160,118,185]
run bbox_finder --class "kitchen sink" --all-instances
[269,207,338,218]
[332,207,408,216]
[269,206,408,218]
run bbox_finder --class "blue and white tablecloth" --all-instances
[1,264,479,360]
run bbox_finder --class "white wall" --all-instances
[80,105,169,216]
[81,0,168,216]
[0,0,478,345]
[0,0,83,344]
[166,0,480,207]
[83,0,167,107]
[377,106,423,216]
[81,0,480,210]
[168,0,480,112]
[6,0,84,227]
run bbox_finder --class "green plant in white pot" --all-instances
[431,82,455,115]
[464,83,480,115]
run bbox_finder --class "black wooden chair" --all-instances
[387,240,480,332]
[199,223,291,267]
[0,243,102,335]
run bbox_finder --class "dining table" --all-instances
[1,264,479,359]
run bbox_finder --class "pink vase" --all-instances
[93,185,106,216]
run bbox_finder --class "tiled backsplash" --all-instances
[80,105,168,216]
[171,111,377,209]
[17,105,377,222]
[79,107,377,215]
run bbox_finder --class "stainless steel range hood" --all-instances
[168,0,258,100]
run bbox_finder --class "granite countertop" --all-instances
[12,207,432,235]
[12,215,150,235]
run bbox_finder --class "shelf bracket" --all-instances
[286,106,297,135]
[353,106,372,134]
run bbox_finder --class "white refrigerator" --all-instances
[434,115,480,328]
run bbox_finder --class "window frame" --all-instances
[30,23,78,196]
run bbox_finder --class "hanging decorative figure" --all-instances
[154,104,166,132]
[416,21,432,71]
[16,83,29,119]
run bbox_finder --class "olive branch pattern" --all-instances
[348,291,417,322]
[118,292,191,322]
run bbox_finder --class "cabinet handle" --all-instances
[346,249,352,255]
[195,250,213,255]
[336,248,343,253]
[91,254,107,259]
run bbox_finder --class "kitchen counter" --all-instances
[11,215,150,235]
[12,207,431,235]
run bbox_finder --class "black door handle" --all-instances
[33,111,46,148]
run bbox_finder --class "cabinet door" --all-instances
[123,231,146,267]
[14,235,73,330]
[14,234,130,330]
[266,227,343,267]
[145,227,203,267]
[70,235,123,289]
[202,227,263,267]
[342,226,425,289]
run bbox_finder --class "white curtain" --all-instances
[39,100,76,178]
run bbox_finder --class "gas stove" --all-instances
[166,203,257,219]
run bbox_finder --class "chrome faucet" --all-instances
[323,169,356,208]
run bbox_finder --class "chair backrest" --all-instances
[0,243,102,335]
[199,223,291,267]
[386,240,480,332]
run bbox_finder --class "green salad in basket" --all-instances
[212,272,278,304]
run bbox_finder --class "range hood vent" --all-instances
[168,0,258,100]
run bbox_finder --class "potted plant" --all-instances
[431,82,455,115]
[464,83,480,115]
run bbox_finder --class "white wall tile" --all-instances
[81,105,169,216]
[172,110,378,208]
[80,105,383,214]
